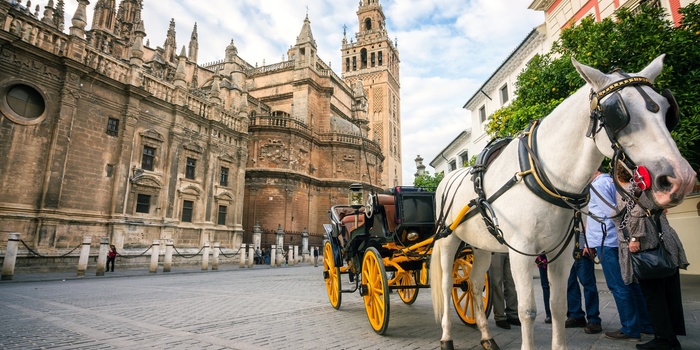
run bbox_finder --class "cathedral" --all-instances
[0,0,400,258]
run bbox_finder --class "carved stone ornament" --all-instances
[140,129,165,142]
[130,173,164,189]
[183,142,203,153]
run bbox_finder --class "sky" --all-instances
[64,0,544,186]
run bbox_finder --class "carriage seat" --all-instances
[376,194,397,233]
[338,208,365,234]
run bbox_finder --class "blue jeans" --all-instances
[599,246,653,337]
[567,256,601,324]
[538,265,551,318]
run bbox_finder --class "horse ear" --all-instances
[637,54,665,83]
[571,57,608,91]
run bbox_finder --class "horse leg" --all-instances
[431,234,461,350]
[509,253,537,350]
[470,249,498,349]
[548,253,573,350]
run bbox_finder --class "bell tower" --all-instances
[342,0,401,187]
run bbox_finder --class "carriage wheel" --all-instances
[362,247,390,334]
[395,270,419,305]
[323,241,342,310]
[451,250,492,326]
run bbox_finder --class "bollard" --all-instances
[239,243,246,268]
[270,244,277,267]
[247,244,254,268]
[288,245,293,267]
[149,240,160,273]
[201,241,210,271]
[76,235,92,277]
[294,245,299,265]
[212,242,220,271]
[96,237,108,276]
[163,240,173,272]
[1,233,20,281]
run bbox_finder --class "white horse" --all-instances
[430,55,696,350]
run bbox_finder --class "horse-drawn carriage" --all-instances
[322,185,492,334]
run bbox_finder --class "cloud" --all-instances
[62,0,543,186]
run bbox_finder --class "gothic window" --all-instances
[365,18,372,30]
[217,205,227,225]
[181,200,194,222]
[352,57,357,71]
[220,167,229,186]
[371,52,375,67]
[106,117,119,136]
[378,51,383,66]
[185,157,196,179]
[360,48,367,69]
[142,146,155,171]
[135,194,151,213]
[346,57,350,72]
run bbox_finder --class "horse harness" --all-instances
[435,71,680,263]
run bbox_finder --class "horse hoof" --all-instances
[440,340,454,350]
[481,338,500,350]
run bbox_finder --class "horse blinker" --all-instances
[600,92,630,135]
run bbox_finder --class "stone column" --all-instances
[212,242,220,271]
[96,237,108,276]
[201,241,210,271]
[149,240,160,273]
[276,225,285,267]
[163,240,173,272]
[302,228,309,263]
[294,245,299,265]
[76,235,92,277]
[253,222,262,250]
[270,244,276,267]
[288,245,293,267]
[1,233,20,281]
[247,244,254,268]
[239,243,246,268]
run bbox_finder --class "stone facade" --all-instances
[0,0,392,257]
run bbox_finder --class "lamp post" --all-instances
[348,183,364,229]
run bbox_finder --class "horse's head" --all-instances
[572,55,696,208]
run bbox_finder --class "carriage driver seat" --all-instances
[376,194,398,233]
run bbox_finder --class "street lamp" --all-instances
[348,183,363,209]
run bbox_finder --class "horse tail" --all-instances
[430,238,444,323]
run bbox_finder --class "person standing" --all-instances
[107,245,117,272]
[565,235,602,334]
[490,252,520,329]
[614,165,688,350]
[586,168,653,342]
[313,246,319,267]
[535,255,552,324]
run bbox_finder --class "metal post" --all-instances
[201,241,210,271]
[96,237,108,276]
[239,243,246,268]
[247,244,254,268]
[76,235,92,277]
[163,240,173,272]
[1,233,20,281]
[149,240,160,273]
[270,244,276,267]
[212,242,220,271]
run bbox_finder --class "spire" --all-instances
[188,23,198,63]
[54,0,65,31]
[92,0,117,32]
[210,70,222,104]
[163,18,177,63]
[116,0,143,45]
[129,20,146,66]
[69,0,89,38]
[174,46,187,87]
[42,0,54,25]
[295,14,316,48]
[225,39,237,63]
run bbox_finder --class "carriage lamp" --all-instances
[348,183,364,209]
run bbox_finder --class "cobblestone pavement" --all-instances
[1,264,698,350]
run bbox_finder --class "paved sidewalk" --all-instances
[1,264,698,349]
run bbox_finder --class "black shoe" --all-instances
[565,317,587,328]
[507,317,521,326]
[636,338,673,350]
[495,320,511,329]
[605,331,640,342]
[544,316,552,324]
[584,323,602,334]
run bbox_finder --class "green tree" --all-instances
[413,171,444,191]
[486,4,700,169]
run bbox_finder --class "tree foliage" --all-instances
[486,4,700,169]
[413,171,444,191]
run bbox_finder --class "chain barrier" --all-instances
[116,244,154,259]
[19,240,82,258]
[172,245,205,259]
[217,246,241,258]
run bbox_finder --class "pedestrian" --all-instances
[535,255,551,324]
[256,247,262,264]
[490,252,520,329]
[313,246,319,267]
[586,167,653,342]
[565,233,602,334]
[107,244,117,272]
[614,165,689,350]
